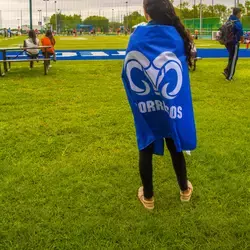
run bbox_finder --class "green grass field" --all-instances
[0,35,226,49]
[0,37,250,249]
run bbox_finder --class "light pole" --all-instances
[17,19,20,28]
[212,0,214,16]
[112,9,114,32]
[43,0,49,24]
[180,0,182,19]
[193,0,196,31]
[55,1,57,33]
[21,10,23,33]
[29,0,33,29]
[38,9,42,26]
[57,9,61,33]
[125,1,128,30]
[200,0,202,37]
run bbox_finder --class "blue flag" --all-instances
[122,25,197,155]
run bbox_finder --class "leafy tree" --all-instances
[178,2,193,19]
[109,22,123,32]
[177,3,230,21]
[124,11,146,29]
[246,1,250,15]
[50,14,81,31]
[213,4,227,17]
[220,8,232,24]
[83,16,109,33]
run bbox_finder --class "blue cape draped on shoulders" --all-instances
[122,25,197,155]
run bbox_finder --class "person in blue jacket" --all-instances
[223,8,244,81]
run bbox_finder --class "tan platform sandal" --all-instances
[180,181,193,202]
[138,186,154,210]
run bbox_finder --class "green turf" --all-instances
[0,59,249,249]
[0,35,129,50]
[0,35,228,50]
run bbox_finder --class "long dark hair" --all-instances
[28,30,37,45]
[45,30,54,43]
[143,0,193,68]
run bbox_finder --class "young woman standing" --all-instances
[122,0,197,210]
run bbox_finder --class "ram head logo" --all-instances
[124,51,183,100]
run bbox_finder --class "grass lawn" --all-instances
[0,58,249,249]
[0,35,227,50]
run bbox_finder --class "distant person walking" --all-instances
[223,8,244,81]
[7,28,11,38]
[4,28,7,38]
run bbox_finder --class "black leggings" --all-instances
[139,138,188,199]
[42,52,56,64]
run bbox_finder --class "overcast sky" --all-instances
[0,0,243,28]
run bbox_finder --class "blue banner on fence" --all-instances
[1,48,250,61]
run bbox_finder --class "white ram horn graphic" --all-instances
[153,51,183,99]
[125,51,151,96]
[124,50,183,99]
[153,51,183,70]
[124,51,150,68]
[161,61,183,99]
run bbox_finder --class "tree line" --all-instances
[49,1,250,32]
[178,2,250,19]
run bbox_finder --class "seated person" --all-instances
[41,30,56,66]
[23,30,40,69]
[246,32,250,49]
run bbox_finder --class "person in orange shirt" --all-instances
[41,30,56,66]
[246,32,250,49]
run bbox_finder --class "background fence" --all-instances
[0,0,249,36]
[0,0,143,30]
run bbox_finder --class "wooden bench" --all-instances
[0,58,51,76]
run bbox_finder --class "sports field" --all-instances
[0,35,226,49]
[0,36,249,249]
